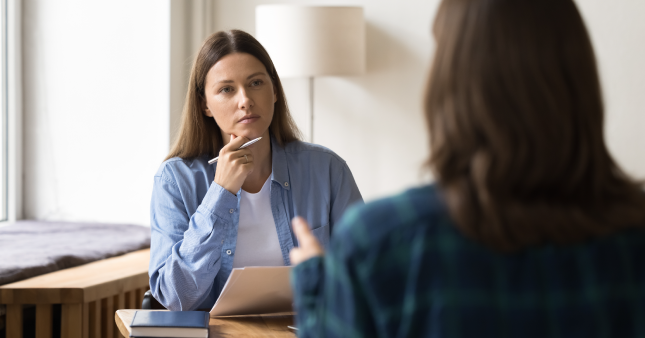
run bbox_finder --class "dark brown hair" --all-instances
[166,30,301,161]
[426,0,645,252]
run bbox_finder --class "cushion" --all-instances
[0,221,150,285]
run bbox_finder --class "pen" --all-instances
[208,137,262,165]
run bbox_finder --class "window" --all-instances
[0,0,21,223]
[0,0,9,221]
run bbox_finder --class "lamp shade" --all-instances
[256,5,365,78]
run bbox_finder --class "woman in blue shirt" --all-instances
[149,30,363,311]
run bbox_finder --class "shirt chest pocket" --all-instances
[311,223,330,246]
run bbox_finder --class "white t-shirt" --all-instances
[232,177,285,268]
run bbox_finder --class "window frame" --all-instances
[0,0,22,224]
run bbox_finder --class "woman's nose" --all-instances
[238,89,254,110]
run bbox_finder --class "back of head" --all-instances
[426,0,645,252]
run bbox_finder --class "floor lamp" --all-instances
[256,5,366,143]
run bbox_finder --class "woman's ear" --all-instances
[202,102,213,117]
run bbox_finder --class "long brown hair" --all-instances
[426,0,645,252]
[166,30,301,161]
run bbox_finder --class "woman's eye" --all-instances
[219,87,232,93]
[250,80,263,87]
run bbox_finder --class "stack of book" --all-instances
[129,311,209,338]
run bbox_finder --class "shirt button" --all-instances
[284,182,289,187]
[226,249,232,255]
[221,240,224,244]
[229,209,234,214]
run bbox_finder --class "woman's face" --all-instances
[203,52,277,142]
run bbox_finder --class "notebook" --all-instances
[210,266,293,317]
[129,311,209,338]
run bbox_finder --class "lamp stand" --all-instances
[309,76,314,143]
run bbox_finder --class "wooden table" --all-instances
[0,249,151,338]
[115,309,297,337]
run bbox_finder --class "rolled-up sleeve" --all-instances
[148,168,237,311]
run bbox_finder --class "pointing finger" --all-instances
[292,217,315,246]
[290,216,325,264]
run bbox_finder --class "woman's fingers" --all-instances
[230,148,252,161]
[222,134,249,153]
[292,217,315,245]
[239,154,253,164]
[213,135,254,194]
[290,217,325,265]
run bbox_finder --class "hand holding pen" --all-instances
[212,135,261,195]
[208,137,262,164]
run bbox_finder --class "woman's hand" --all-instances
[290,217,325,265]
[214,134,254,194]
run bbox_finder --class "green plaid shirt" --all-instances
[291,184,645,338]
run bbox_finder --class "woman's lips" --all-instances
[238,115,259,124]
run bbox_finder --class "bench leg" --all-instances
[102,297,114,338]
[135,287,148,309]
[89,300,101,338]
[62,303,82,338]
[82,302,90,338]
[7,304,23,338]
[113,293,125,338]
[36,304,53,338]
[124,291,132,310]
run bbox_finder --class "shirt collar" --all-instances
[270,134,291,190]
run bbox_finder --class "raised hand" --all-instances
[289,217,325,265]
[214,134,255,194]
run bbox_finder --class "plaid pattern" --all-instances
[291,184,645,338]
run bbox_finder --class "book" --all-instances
[210,266,293,317]
[129,311,209,338]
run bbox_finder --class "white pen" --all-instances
[208,137,262,165]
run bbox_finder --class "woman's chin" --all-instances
[234,128,269,141]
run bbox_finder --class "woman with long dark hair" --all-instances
[290,0,645,336]
[149,30,362,311]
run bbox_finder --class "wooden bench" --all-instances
[0,249,150,338]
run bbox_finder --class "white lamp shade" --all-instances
[256,5,366,78]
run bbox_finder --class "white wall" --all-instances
[20,0,645,225]
[213,0,437,201]
[170,0,216,148]
[22,0,170,225]
[213,0,645,202]
[575,0,645,180]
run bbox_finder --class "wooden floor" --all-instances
[0,249,150,338]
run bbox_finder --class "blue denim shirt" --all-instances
[149,136,363,311]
